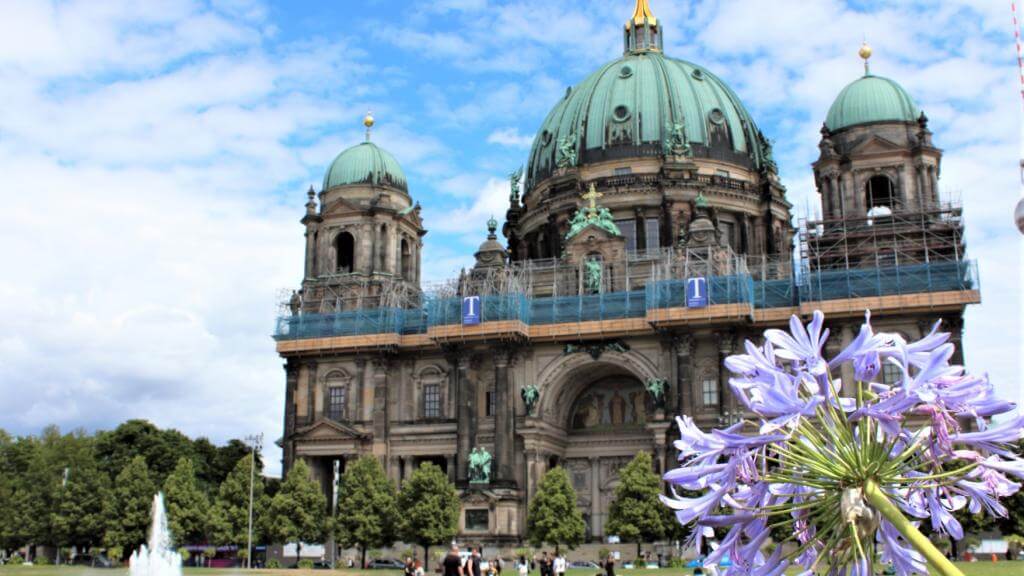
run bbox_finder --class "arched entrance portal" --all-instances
[530,356,663,541]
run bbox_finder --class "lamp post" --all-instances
[245,433,263,569]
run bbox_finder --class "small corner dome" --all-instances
[322,141,408,193]
[825,75,920,132]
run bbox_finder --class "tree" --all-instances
[95,420,195,487]
[209,453,267,547]
[397,462,460,570]
[53,458,111,552]
[164,457,209,546]
[527,466,585,553]
[605,452,667,559]
[334,456,398,568]
[266,460,327,558]
[104,455,157,558]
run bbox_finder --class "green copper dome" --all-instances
[526,51,772,190]
[825,74,920,132]
[323,141,407,192]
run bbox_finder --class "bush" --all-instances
[597,548,610,562]
[667,557,685,569]
[266,559,281,569]
[297,559,315,569]
[7,555,23,566]
[178,548,191,562]
[35,556,52,565]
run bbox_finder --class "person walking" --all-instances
[604,554,615,576]
[540,552,551,576]
[405,557,416,576]
[553,553,565,576]
[443,546,463,576]
[517,558,528,576]
[471,548,483,576]
[414,560,425,576]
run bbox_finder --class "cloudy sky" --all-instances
[0,0,1021,476]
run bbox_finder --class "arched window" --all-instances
[400,238,412,280]
[335,231,355,273]
[866,175,896,210]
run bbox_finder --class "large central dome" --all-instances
[525,50,771,191]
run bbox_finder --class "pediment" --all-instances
[564,223,624,246]
[322,197,366,218]
[849,135,904,156]
[294,418,368,441]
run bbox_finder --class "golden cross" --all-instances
[581,183,603,217]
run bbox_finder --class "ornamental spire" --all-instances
[363,110,375,141]
[859,41,873,76]
[624,0,663,54]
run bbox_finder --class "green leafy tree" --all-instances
[164,457,209,546]
[104,455,157,558]
[209,453,267,547]
[95,420,196,486]
[334,456,398,568]
[527,466,585,553]
[396,462,460,570]
[605,452,667,559]
[266,460,327,558]
[53,458,110,551]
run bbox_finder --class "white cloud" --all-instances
[488,127,534,148]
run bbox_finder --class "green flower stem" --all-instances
[863,479,963,576]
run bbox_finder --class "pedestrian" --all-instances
[553,553,565,576]
[405,557,416,576]
[540,552,551,576]
[444,545,463,576]
[603,554,615,576]
[469,547,483,576]
[518,558,528,576]
[414,560,425,576]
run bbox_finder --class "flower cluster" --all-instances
[662,311,1024,576]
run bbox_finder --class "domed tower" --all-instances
[813,43,940,220]
[296,114,425,313]
[809,44,963,274]
[507,0,792,266]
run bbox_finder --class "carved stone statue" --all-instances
[757,130,778,173]
[645,377,668,408]
[289,290,302,316]
[468,447,492,484]
[663,121,691,157]
[557,132,578,168]
[521,384,540,416]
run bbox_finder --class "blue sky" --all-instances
[0,0,1021,475]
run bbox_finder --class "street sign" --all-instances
[686,277,708,308]
[462,296,481,325]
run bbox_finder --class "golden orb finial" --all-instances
[363,111,374,141]
[859,41,872,75]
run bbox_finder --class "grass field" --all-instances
[0,563,1021,576]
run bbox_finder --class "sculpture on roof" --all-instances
[556,131,578,168]
[566,184,622,241]
[645,377,668,409]
[663,121,692,157]
[509,166,523,202]
[584,258,603,294]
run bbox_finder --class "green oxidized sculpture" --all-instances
[565,184,622,241]
[468,447,492,484]
[663,121,691,157]
[584,259,602,293]
[521,384,540,416]
[509,166,523,201]
[645,378,668,408]
[557,132,578,168]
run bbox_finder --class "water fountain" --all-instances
[129,493,183,576]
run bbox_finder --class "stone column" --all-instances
[355,359,366,422]
[307,360,319,423]
[897,166,908,208]
[388,456,401,484]
[446,455,457,482]
[589,457,600,538]
[494,351,514,483]
[455,354,475,482]
[283,361,298,471]
[372,360,389,446]
[358,223,373,275]
[304,224,318,280]
[402,456,415,486]
[718,333,736,415]
[526,450,540,503]
[675,335,695,416]
[839,324,856,397]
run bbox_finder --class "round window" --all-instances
[691,69,705,81]
[541,130,552,145]
[613,105,631,122]
[709,109,726,125]
[619,65,633,78]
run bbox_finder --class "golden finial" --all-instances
[631,0,657,26]
[859,41,872,75]
[363,111,374,141]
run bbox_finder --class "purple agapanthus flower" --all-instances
[662,310,1022,576]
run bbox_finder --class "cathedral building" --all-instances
[274,1,978,545]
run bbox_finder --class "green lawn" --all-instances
[0,563,1022,576]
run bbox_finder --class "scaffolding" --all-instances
[274,204,978,341]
